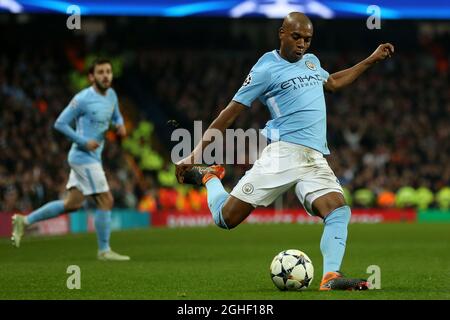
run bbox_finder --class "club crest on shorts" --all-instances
[242,183,254,195]
[242,73,252,87]
[305,61,317,71]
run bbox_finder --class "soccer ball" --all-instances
[270,249,314,291]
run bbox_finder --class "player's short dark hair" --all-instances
[88,58,112,74]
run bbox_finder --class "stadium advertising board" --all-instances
[418,210,450,222]
[6,208,450,237]
[151,208,417,228]
[70,209,150,233]
[0,210,149,237]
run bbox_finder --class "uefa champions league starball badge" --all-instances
[243,73,252,86]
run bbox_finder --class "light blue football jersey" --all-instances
[233,50,331,155]
[54,86,124,165]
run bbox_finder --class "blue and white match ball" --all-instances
[270,249,314,291]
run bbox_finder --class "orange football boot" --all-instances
[319,271,369,291]
[181,165,225,186]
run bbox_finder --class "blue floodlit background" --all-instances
[1,0,449,19]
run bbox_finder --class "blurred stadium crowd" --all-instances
[1,18,450,213]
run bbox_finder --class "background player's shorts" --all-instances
[230,141,343,216]
[66,162,109,195]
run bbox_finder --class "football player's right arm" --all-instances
[188,101,247,164]
[54,97,99,151]
[175,66,269,181]
[175,101,246,182]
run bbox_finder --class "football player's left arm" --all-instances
[324,43,394,93]
[112,96,126,138]
[175,101,247,183]
[54,96,90,148]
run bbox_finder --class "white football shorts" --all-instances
[230,141,343,216]
[66,162,109,195]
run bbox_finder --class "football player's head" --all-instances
[88,58,113,92]
[279,12,313,63]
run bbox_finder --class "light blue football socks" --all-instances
[26,200,65,225]
[94,209,112,252]
[320,205,351,275]
[24,199,112,252]
[205,177,229,229]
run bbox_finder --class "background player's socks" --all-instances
[95,209,112,252]
[26,200,65,225]
[320,205,351,275]
[205,177,229,229]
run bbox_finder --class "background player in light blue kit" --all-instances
[12,58,130,261]
[176,12,394,290]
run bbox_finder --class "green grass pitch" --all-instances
[1,223,449,299]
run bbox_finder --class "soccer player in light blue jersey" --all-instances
[12,58,130,261]
[176,12,394,290]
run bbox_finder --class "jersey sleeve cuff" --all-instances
[232,99,251,108]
